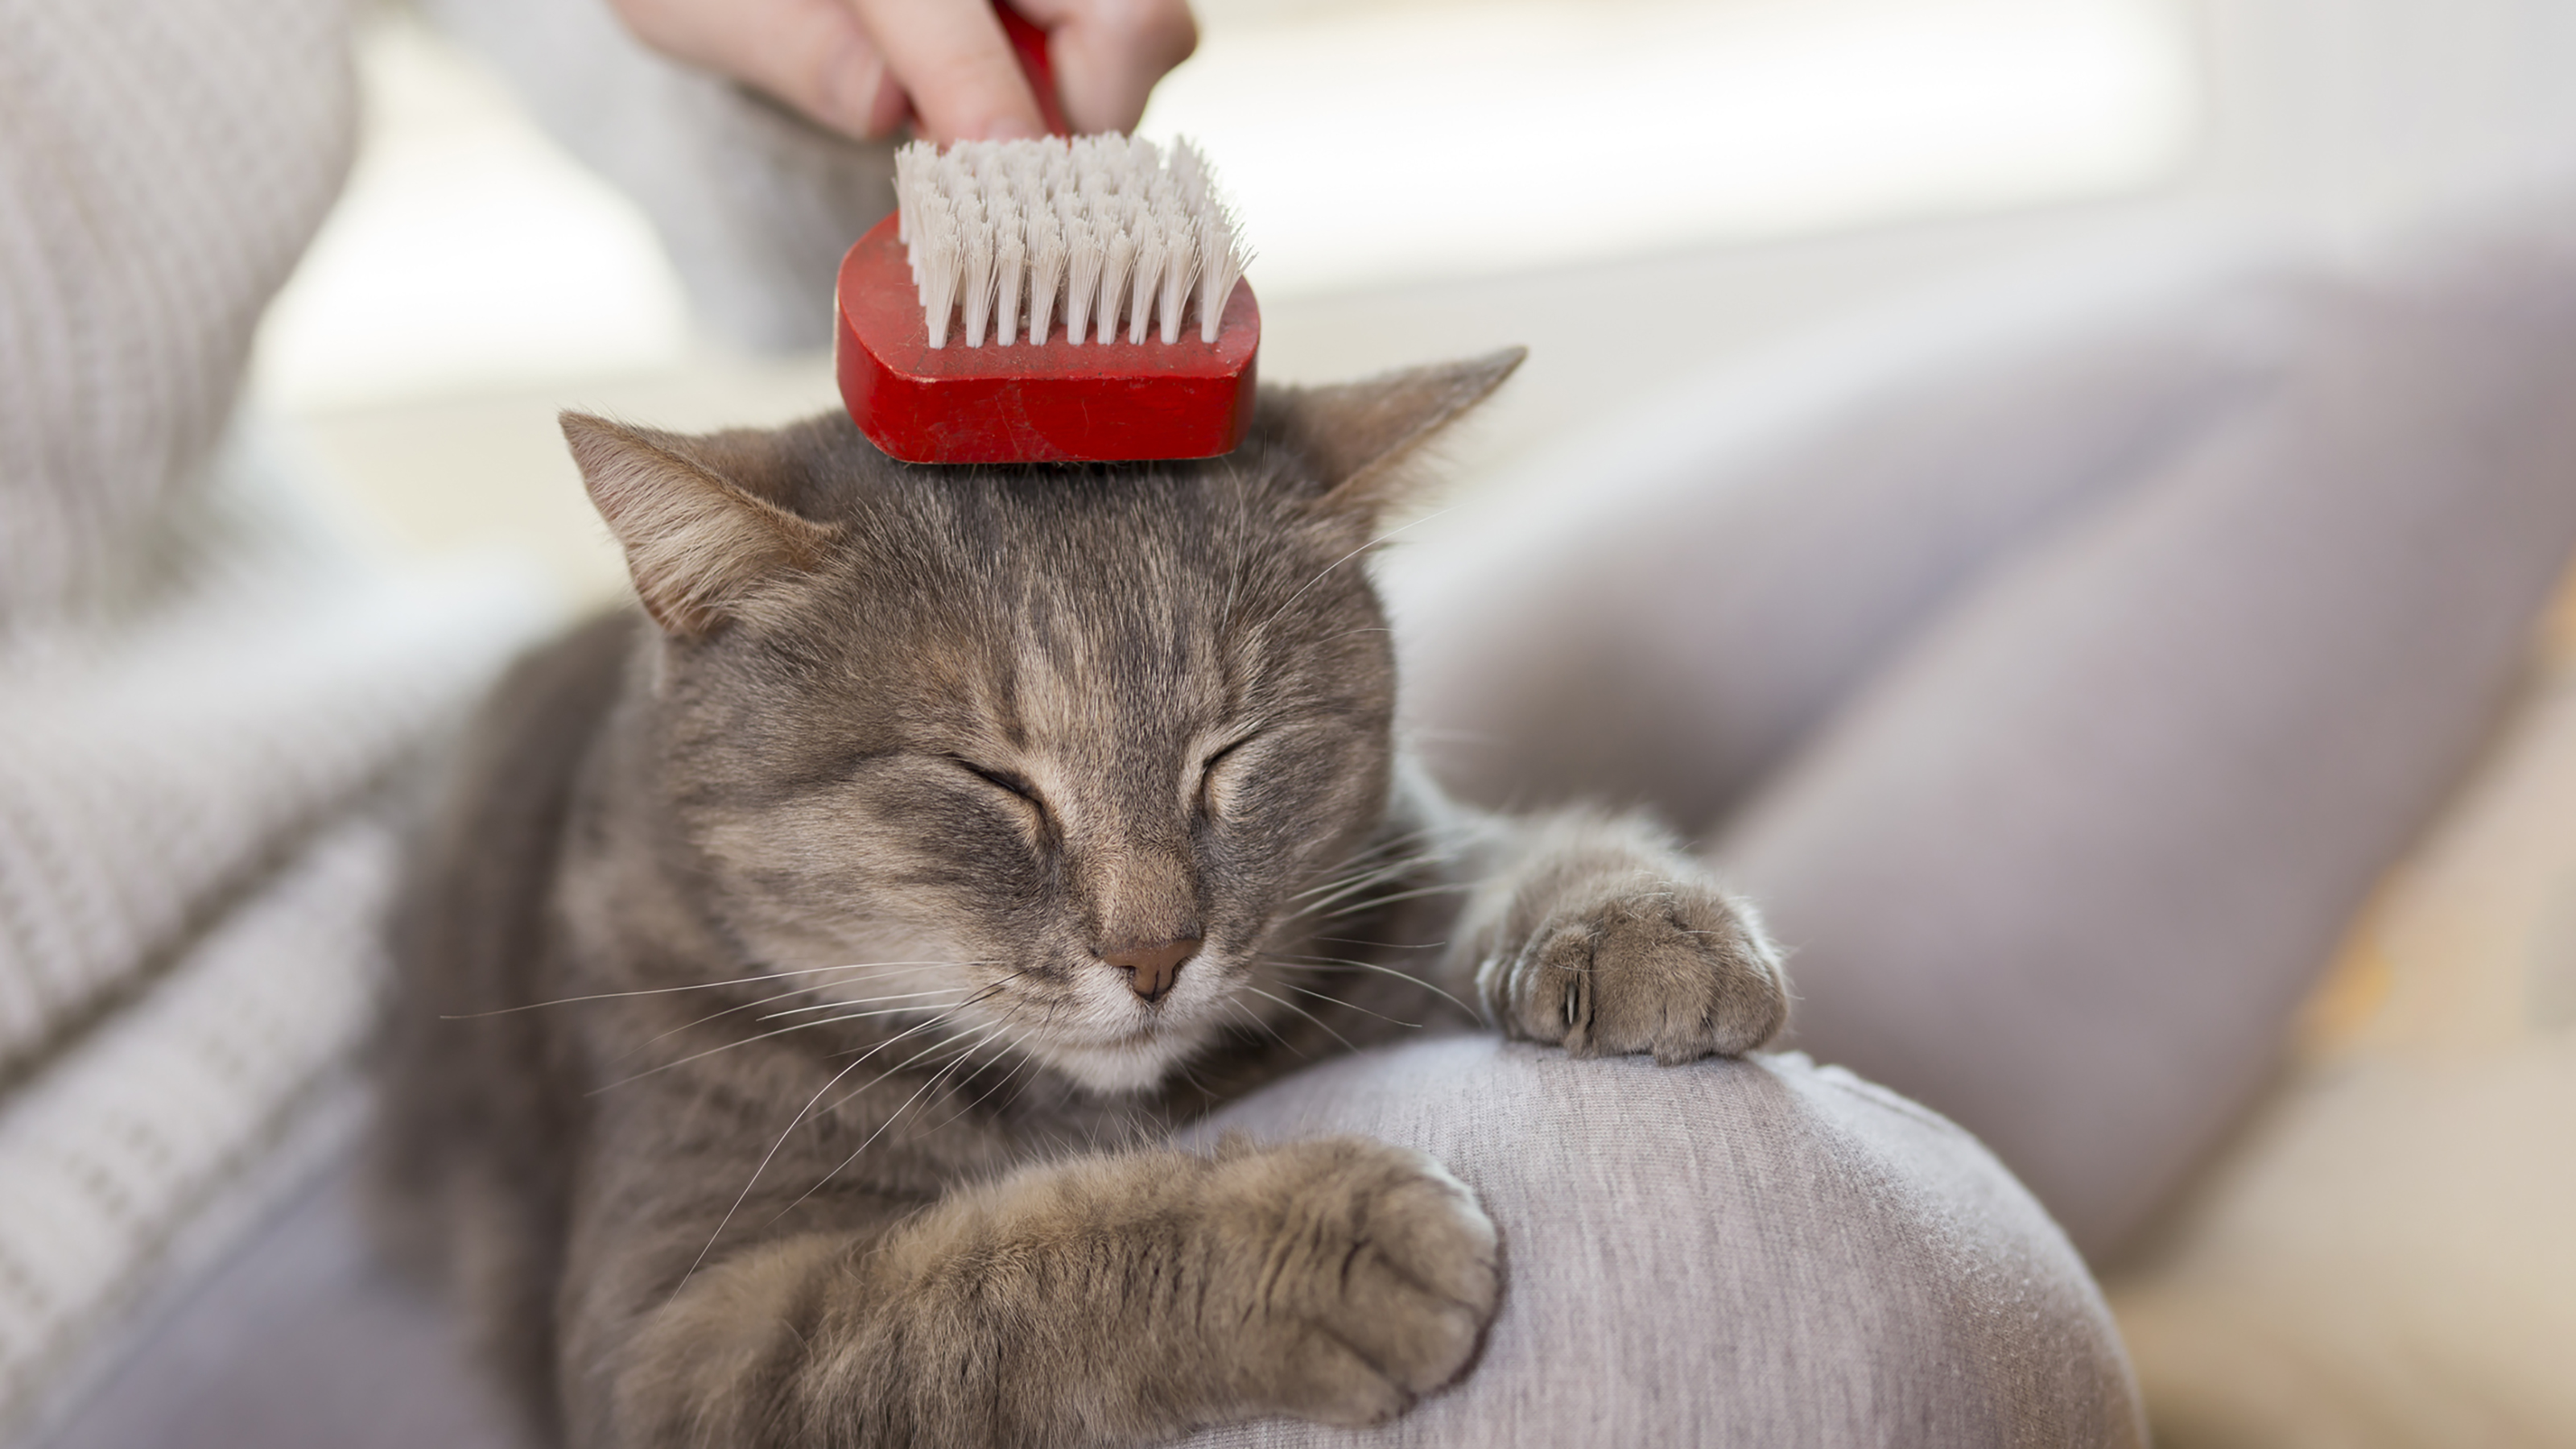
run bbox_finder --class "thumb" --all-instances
[612,0,912,138]
[1009,0,1199,136]
[850,0,1048,142]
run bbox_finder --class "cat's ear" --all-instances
[1271,348,1526,527]
[561,413,840,638]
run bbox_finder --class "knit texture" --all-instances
[0,431,552,1089]
[0,0,356,622]
[0,0,559,1422]
[0,815,397,1438]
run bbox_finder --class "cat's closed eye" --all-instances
[952,757,1046,817]
[1198,736,1257,816]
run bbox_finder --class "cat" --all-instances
[378,348,1789,1449]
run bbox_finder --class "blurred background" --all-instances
[263,0,2576,605]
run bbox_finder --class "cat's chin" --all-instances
[1025,1032,1201,1096]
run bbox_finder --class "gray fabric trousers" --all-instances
[45,1044,2140,1449]
[1390,192,2576,1261]
[1178,1042,2139,1448]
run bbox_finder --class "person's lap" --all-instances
[1174,1038,2140,1448]
[1389,190,2576,1259]
[43,1038,2140,1448]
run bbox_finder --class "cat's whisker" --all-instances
[1220,996,1305,1060]
[1283,863,1452,925]
[777,1023,1013,1224]
[1272,835,1448,914]
[607,984,829,1067]
[904,1025,1034,1139]
[1282,858,1437,915]
[1300,824,1442,883]
[1215,568,1242,643]
[756,1000,981,1029]
[815,1011,1010,1119]
[1266,956,1478,1019]
[666,1016,974,1303]
[992,1036,1059,1118]
[1288,848,1444,904]
[948,1028,1043,1119]
[446,958,999,1017]
[665,985,1018,1300]
[1253,504,1460,636]
[1276,980,1422,1031]
[589,1018,853,1095]
[598,982,1007,1097]
[1239,984,1360,1055]
[1302,879,1476,925]
[754,987,978,1023]
[889,1035,993,1143]
[613,968,979,1065]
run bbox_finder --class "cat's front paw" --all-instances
[1480,871,1786,1063]
[1211,1137,1500,1426]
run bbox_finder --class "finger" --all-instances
[1010,0,1198,135]
[849,0,1047,142]
[609,0,907,138]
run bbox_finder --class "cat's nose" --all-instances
[1099,937,1202,1002]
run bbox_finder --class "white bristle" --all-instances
[1027,208,1065,344]
[894,145,926,246]
[1097,229,1134,346]
[892,134,1249,349]
[919,233,958,350]
[1127,216,1163,345]
[1197,202,1244,344]
[960,225,994,348]
[1157,204,1198,344]
[1065,221,1103,345]
[995,223,1026,346]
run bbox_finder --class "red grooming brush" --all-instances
[835,130,1259,465]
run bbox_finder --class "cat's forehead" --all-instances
[792,460,1377,737]
[855,457,1356,624]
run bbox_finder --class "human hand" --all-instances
[608,0,1197,142]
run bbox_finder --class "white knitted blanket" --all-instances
[0,431,554,1440]
[0,432,553,1084]
[0,815,396,1436]
[0,0,354,622]
[0,0,559,1433]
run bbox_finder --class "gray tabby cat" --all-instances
[380,349,1788,1449]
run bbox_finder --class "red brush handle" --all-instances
[993,2,1071,137]
[836,213,1260,464]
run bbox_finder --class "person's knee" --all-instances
[1189,1038,2145,1446]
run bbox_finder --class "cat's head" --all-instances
[566,350,1521,1092]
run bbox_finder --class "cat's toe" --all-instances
[1240,1140,1501,1425]
[1338,1153,1500,1389]
[1502,878,1787,1063]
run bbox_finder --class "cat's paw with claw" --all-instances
[1209,1136,1501,1426]
[1478,865,1786,1064]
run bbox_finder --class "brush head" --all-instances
[836,135,1259,465]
